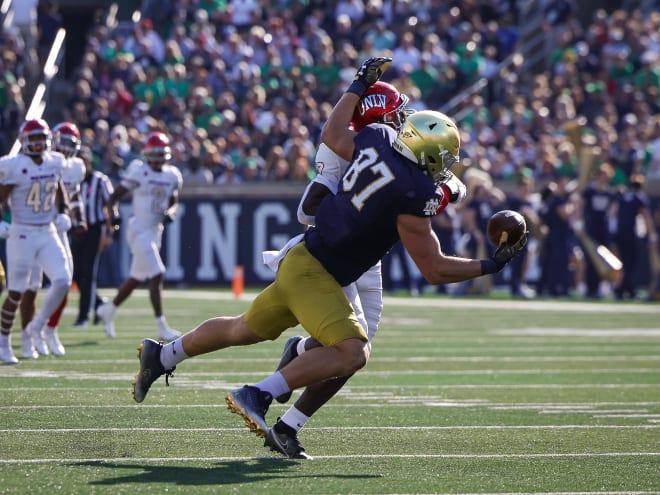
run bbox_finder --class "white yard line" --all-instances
[1,425,659,433]
[109,289,660,314]
[1,452,659,464]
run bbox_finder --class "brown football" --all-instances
[486,210,526,247]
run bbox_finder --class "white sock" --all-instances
[0,333,10,347]
[160,337,188,370]
[45,325,56,335]
[296,337,308,356]
[156,316,168,328]
[280,406,310,432]
[254,371,289,399]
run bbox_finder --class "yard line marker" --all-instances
[1,425,659,433]
[0,452,658,464]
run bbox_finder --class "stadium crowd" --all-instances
[1,0,659,299]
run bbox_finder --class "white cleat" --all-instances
[0,335,18,364]
[156,325,180,342]
[97,302,116,338]
[45,326,65,357]
[21,330,38,359]
[28,322,50,356]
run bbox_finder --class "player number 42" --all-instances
[26,181,57,213]
[342,148,395,210]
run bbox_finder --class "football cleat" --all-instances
[132,338,175,403]
[226,385,273,438]
[28,322,50,356]
[265,425,312,460]
[45,326,65,357]
[0,337,18,364]
[96,301,116,338]
[274,335,302,403]
[21,330,38,359]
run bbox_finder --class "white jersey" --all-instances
[61,155,85,198]
[121,160,183,229]
[311,143,347,195]
[0,151,66,225]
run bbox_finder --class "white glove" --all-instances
[54,213,72,232]
[443,173,467,203]
[0,221,10,239]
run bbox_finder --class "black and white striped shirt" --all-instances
[80,171,114,226]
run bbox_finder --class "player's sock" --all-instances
[48,295,67,328]
[254,371,289,399]
[279,406,310,433]
[297,337,308,356]
[160,338,188,370]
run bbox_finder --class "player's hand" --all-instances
[347,57,392,96]
[491,231,529,271]
[54,213,72,232]
[0,221,10,239]
[441,173,467,203]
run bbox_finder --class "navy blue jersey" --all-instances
[616,190,648,238]
[305,124,446,286]
[582,185,615,242]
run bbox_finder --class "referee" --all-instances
[70,146,120,327]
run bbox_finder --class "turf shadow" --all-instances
[72,459,380,486]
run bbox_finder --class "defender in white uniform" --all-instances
[97,132,182,341]
[21,122,86,357]
[0,119,72,364]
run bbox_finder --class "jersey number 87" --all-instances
[342,148,394,211]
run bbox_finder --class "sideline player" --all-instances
[96,131,181,341]
[19,122,86,357]
[0,118,72,364]
[129,58,526,453]
[261,80,465,459]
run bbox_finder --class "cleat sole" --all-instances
[132,343,144,402]
[225,395,267,438]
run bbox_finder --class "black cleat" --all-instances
[265,426,312,460]
[226,385,272,438]
[274,336,302,403]
[132,338,174,403]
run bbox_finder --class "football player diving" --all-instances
[129,58,527,456]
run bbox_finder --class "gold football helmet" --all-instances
[392,110,460,184]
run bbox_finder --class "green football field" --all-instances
[1,289,658,495]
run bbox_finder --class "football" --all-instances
[486,210,527,247]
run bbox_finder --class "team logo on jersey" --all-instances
[316,161,324,174]
[423,198,440,216]
[356,94,387,116]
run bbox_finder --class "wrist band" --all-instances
[480,258,498,275]
[346,80,368,97]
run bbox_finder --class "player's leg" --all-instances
[30,232,72,342]
[134,243,369,439]
[97,223,150,337]
[1,226,39,363]
[42,231,74,355]
[268,265,383,458]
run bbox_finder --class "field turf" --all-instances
[0,289,658,494]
